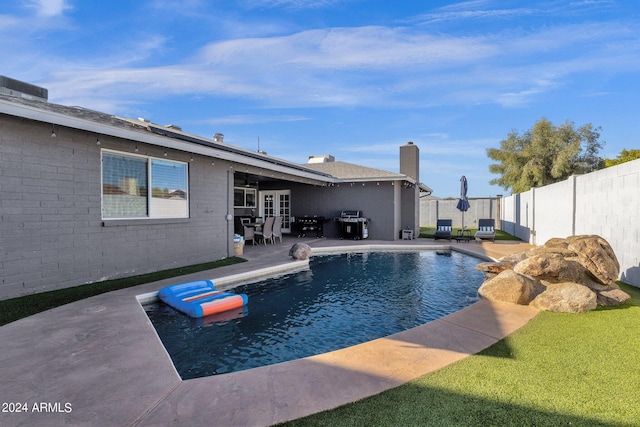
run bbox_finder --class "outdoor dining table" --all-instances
[245,221,263,231]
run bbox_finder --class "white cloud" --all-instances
[26,0,71,17]
[5,3,636,115]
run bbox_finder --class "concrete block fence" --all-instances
[420,159,639,286]
[499,159,640,287]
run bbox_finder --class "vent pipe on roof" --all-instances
[308,154,335,164]
[213,133,224,143]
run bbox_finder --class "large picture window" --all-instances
[102,150,188,219]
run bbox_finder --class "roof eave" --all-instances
[0,97,333,183]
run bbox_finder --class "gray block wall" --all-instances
[420,198,499,229]
[1,117,231,300]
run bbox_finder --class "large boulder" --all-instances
[597,288,632,306]
[514,253,585,283]
[566,235,620,285]
[289,243,312,260]
[476,261,517,275]
[478,270,543,305]
[476,235,629,313]
[530,282,597,313]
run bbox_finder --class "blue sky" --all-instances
[2,0,639,197]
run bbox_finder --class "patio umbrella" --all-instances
[456,175,470,228]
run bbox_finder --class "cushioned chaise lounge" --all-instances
[474,218,496,242]
[434,219,452,241]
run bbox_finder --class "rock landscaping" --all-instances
[289,243,312,260]
[476,235,630,313]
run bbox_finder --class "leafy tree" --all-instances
[604,149,640,167]
[487,118,605,193]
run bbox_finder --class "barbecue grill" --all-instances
[295,215,325,238]
[338,210,369,240]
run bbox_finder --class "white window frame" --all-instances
[234,187,257,208]
[101,149,189,220]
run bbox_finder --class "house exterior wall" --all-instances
[400,185,419,237]
[289,180,407,240]
[0,116,231,300]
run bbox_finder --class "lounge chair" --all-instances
[474,218,496,242]
[255,216,275,244]
[434,219,452,241]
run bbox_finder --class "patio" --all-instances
[0,237,536,427]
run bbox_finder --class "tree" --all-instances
[487,118,605,193]
[604,149,640,167]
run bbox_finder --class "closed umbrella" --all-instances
[456,175,470,229]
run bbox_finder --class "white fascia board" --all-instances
[0,99,335,184]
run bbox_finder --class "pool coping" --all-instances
[0,239,538,427]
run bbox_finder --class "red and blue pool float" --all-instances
[158,280,248,318]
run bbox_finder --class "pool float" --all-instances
[158,280,248,318]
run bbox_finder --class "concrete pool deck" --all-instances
[0,237,537,427]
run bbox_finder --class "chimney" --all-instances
[399,141,419,181]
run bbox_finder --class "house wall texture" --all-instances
[500,158,640,287]
[289,181,406,240]
[400,185,419,238]
[0,116,231,300]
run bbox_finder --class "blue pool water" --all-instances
[143,250,485,379]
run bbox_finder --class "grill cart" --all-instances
[338,210,369,240]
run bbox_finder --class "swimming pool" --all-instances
[143,250,485,379]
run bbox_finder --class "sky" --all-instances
[2,0,639,198]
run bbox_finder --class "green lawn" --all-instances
[279,282,640,426]
[420,226,520,241]
[0,257,246,327]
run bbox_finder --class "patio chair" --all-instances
[434,219,452,241]
[243,225,255,246]
[474,218,496,242]
[272,216,283,243]
[255,216,275,244]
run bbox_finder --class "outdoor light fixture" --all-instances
[96,135,100,145]
[50,124,56,138]
[134,143,139,153]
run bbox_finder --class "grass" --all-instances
[0,257,246,327]
[420,226,520,241]
[278,282,640,426]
